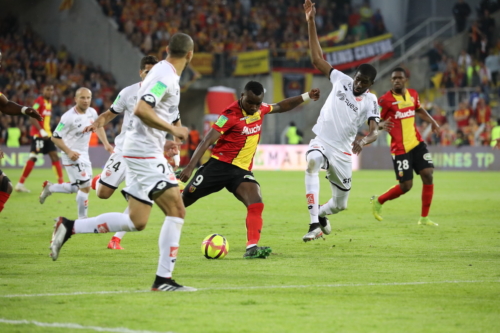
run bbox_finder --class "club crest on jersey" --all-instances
[241,124,261,135]
[105,170,112,177]
[355,96,363,101]
[398,171,404,178]
[189,185,196,193]
[395,110,415,119]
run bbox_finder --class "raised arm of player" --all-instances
[134,100,188,141]
[352,119,379,155]
[83,110,117,133]
[304,0,332,78]
[416,107,440,135]
[270,88,320,114]
[0,94,43,121]
[95,126,114,154]
[178,128,221,183]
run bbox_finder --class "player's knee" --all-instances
[96,187,113,199]
[400,182,412,192]
[0,175,13,194]
[306,151,323,173]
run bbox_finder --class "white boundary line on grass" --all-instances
[0,318,175,333]
[1,280,496,298]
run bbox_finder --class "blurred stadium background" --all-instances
[0,0,499,171]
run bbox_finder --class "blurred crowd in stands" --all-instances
[0,16,121,147]
[97,0,386,61]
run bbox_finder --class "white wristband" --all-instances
[173,154,180,167]
[21,106,28,115]
[301,92,310,102]
[39,129,48,137]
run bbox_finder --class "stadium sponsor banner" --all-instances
[253,145,359,171]
[190,53,214,75]
[272,71,313,103]
[323,33,393,71]
[0,147,111,169]
[233,50,270,76]
[361,146,500,171]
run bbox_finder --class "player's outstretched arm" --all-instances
[83,110,117,133]
[271,88,320,114]
[416,108,440,135]
[304,0,332,77]
[178,128,221,182]
[134,100,188,140]
[0,94,43,121]
[352,119,379,155]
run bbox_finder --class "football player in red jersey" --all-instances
[179,81,320,258]
[371,67,440,226]
[15,85,65,193]
[0,51,43,212]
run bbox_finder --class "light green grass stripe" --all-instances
[0,318,175,333]
[2,280,496,298]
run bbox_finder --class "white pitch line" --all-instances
[0,318,175,333]
[1,280,496,298]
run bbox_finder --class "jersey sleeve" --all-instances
[52,112,72,139]
[32,96,43,111]
[366,96,380,123]
[413,90,421,109]
[212,109,236,134]
[329,69,350,84]
[110,87,129,114]
[137,70,168,108]
[260,103,273,116]
[378,95,390,120]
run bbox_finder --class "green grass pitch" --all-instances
[0,168,499,333]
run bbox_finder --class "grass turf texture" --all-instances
[0,168,499,333]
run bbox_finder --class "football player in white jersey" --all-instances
[39,87,113,219]
[302,0,381,242]
[49,33,195,292]
[83,55,159,250]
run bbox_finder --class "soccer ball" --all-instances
[201,234,229,259]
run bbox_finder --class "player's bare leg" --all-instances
[234,182,271,259]
[151,186,196,291]
[418,168,437,226]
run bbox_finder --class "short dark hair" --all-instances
[244,81,264,95]
[140,55,158,70]
[392,67,408,77]
[168,33,194,58]
[357,64,377,81]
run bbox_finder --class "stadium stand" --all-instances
[0,15,120,146]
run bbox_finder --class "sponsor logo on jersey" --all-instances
[215,115,228,127]
[395,110,415,119]
[392,101,401,105]
[306,193,315,204]
[241,124,261,135]
[169,246,179,257]
[96,223,110,233]
[336,91,358,112]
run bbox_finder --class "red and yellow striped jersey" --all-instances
[379,89,423,155]
[211,101,273,171]
[30,96,52,137]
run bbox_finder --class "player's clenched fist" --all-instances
[308,88,320,101]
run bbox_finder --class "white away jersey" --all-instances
[123,60,181,157]
[312,69,379,154]
[110,82,140,154]
[53,106,99,164]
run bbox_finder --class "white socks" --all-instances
[305,172,320,224]
[76,190,89,219]
[113,207,129,239]
[156,216,184,278]
[49,183,78,194]
[73,212,137,234]
[305,150,323,224]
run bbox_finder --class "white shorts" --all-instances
[307,138,352,191]
[63,162,93,188]
[99,152,127,189]
[122,156,178,206]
